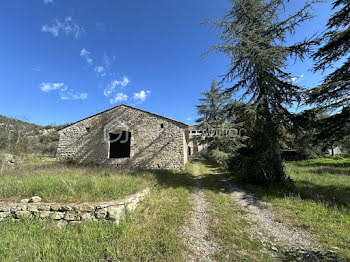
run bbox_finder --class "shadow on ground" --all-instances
[144,157,345,262]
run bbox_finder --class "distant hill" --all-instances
[0,114,66,157]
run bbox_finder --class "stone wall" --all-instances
[0,188,149,226]
[57,105,188,169]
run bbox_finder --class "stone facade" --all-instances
[0,188,149,226]
[57,105,188,169]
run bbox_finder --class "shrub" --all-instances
[206,149,231,168]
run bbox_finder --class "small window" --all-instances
[160,124,164,128]
[191,130,196,134]
[109,131,131,159]
[86,127,91,132]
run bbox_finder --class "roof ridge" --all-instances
[59,104,188,131]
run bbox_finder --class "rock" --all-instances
[271,246,279,252]
[126,199,138,212]
[0,206,10,212]
[20,199,30,203]
[60,205,73,211]
[80,212,93,221]
[29,196,42,203]
[64,212,78,221]
[50,212,64,220]
[95,208,108,219]
[0,212,11,219]
[16,205,27,211]
[14,211,31,219]
[27,205,39,212]
[107,206,124,221]
[39,211,51,219]
[38,205,50,211]
[50,204,60,211]
[79,204,95,212]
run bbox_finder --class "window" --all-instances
[109,131,131,159]
[86,127,91,132]
[160,123,164,128]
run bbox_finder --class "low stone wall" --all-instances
[0,187,149,227]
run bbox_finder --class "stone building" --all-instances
[57,105,189,169]
[187,125,208,156]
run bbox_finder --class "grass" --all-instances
[198,168,275,261]
[0,165,148,202]
[0,167,194,261]
[227,157,350,261]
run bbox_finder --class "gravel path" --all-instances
[219,175,317,250]
[219,176,342,261]
[180,167,218,262]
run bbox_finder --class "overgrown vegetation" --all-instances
[0,165,148,202]
[0,168,194,261]
[226,157,350,261]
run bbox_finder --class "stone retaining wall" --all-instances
[0,187,149,227]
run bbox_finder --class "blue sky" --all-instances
[0,0,334,126]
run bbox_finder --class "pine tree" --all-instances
[196,81,247,154]
[206,0,317,183]
[307,0,349,142]
[196,80,226,125]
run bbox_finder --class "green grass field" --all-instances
[0,165,148,202]
[0,157,349,261]
[0,167,193,262]
[227,157,350,261]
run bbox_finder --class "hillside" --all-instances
[0,114,65,157]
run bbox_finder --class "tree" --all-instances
[196,80,227,126]
[307,0,349,143]
[196,80,248,154]
[206,0,317,183]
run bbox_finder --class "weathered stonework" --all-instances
[57,105,189,170]
[0,188,149,225]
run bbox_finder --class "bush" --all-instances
[206,149,231,168]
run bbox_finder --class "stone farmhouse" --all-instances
[57,104,190,169]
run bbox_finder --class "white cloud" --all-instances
[80,48,93,65]
[110,93,128,104]
[133,90,150,103]
[186,117,192,121]
[94,66,106,77]
[104,77,130,96]
[40,82,64,92]
[60,90,88,100]
[39,82,87,100]
[41,17,84,39]
[103,53,116,69]
[291,74,304,84]
[43,0,53,4]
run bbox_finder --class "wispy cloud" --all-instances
[133,90,150,103]
[39,82,87,100]
[291,74,304,84]
[60,89,88,100]
[186,117,192,121]
[103,53,116,69]
[32,67,41,72]
[104,77,130,97]
[94,66,106,77]
[43,0,53,4]
[40,82,64,92]
[80,48,93,65]
[110,93,128,104]
[41,17,84,39]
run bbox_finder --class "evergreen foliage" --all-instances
[206,0,318,183]
[307,0,349,143]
